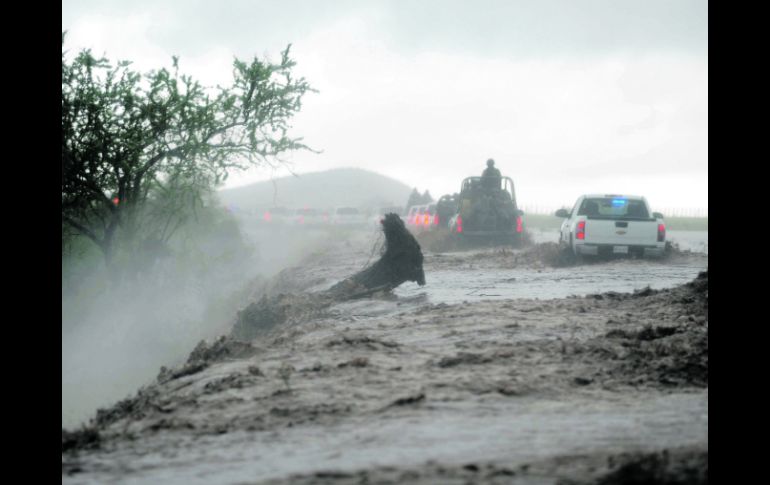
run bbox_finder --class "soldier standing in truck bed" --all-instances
[481,158,502,190]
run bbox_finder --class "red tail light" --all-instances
[264,211,272,222]
[516,215,523,233]
[424,214,430,225]
[456,216,463,233]
[576,220,586,240]
[658,223,666,242]
[434,214,440,225]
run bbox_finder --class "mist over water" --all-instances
[62,280,227,428]
[61,214,334,428]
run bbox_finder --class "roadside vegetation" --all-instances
[62,31,314,275]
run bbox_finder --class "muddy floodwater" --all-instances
[395,257,705,302]
[63,224,708,484]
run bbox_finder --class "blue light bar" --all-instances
[612,199,627,206]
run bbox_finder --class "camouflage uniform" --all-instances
[481,159,502,190]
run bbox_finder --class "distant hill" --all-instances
[217,168,413,211]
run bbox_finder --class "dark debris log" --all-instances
[327,213,425,298]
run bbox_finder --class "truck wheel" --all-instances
[569,235,584,264]
[558,235,574,265]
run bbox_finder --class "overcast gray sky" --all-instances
[62,0,708,212]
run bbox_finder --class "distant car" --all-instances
[331,207,367,226]
[261,207,292,225]
[405,205,422,226]
[291,208,325,226]
[406,203,440,231]
[423,203,440,229]
[556,194,666,258]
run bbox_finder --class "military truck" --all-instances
[435,193,459,229]
[447,175,524,245]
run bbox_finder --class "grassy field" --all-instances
[523,213,708,232]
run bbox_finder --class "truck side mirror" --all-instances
[554,208,569,218]
[653,212,664,219]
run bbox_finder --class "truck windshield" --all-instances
[577,198,650,219]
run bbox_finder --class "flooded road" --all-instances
[398,227,708,303]
[395,256,706,302]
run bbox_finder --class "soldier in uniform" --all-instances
[481,158,502,190]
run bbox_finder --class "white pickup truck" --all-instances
[555,194,666,258]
